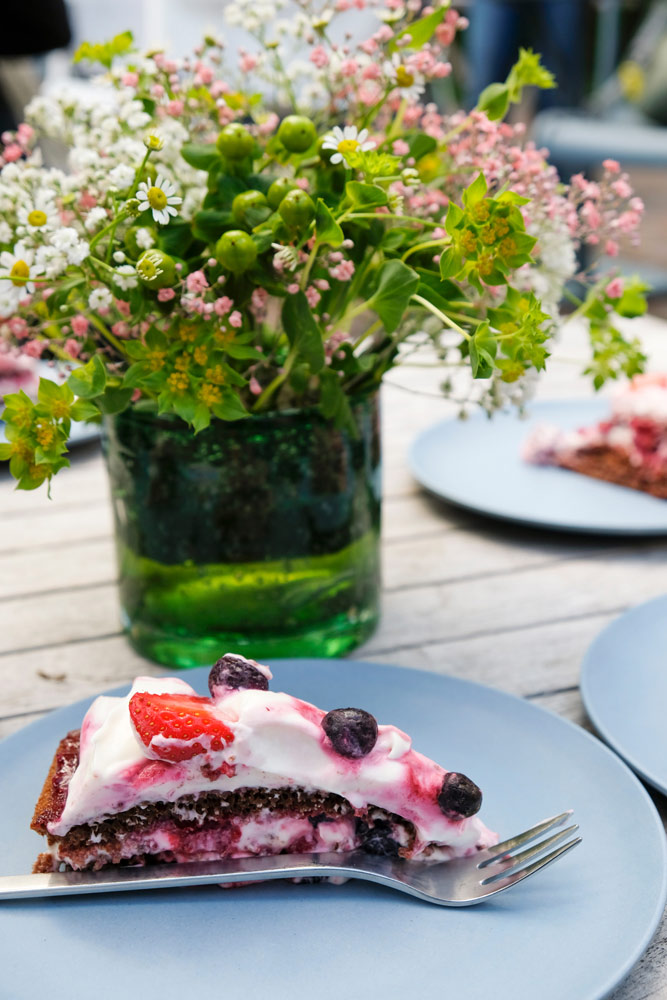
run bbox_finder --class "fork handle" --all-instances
[0,852,373,901]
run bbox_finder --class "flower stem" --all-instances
[401,238,451,263]
[411,293,471,340]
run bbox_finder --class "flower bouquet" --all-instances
[0,1,648,665]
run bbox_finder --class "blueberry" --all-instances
[437,772,482,819]
[357,819,399,857]
[322,708,378,758]
[208,653,269,696]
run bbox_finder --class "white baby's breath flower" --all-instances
[108,164,136,191]
[35,244,68,279]
[88,287,113,311]
[321,125,375,168]
[136,175,182,225]
[114,264,138,290]
[134,226,155,251]
[50,227,89,266]
[0,221,13,243]
[84,207,109,233]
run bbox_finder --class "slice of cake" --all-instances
[523,374,667,499]
[31,654,497,873]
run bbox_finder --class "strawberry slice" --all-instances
[129,692,235,762]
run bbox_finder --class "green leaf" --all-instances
[407,133,437,161]
[97,386,134,415]
[365,260,420,333]
[439,248,464,279]
[477,83,510,121]
[211,390,248,421]
[71,398,101,422]
[224,344,264,361]
[159,217,196,258]
[390,7,446,51]
[463,173,488,208]
[181,143,221,171]
[315,199,344,247]
[346,182,389,209]
[380,227,415,250]
[192,208,232,243]
[73,31,133,68]
[444,202,464,236]
[616,277,649,318]
[282,292,325,372]
[67,355,107,399]
[319,370,357,435]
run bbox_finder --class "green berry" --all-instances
[232,190,271,228]
[267,177,298,210]
[136,249,177,289]
[216,123,255,161]
[277,115,317,154]
[278,189,315,230]
[215,230,258,273]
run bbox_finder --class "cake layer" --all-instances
[556,447,667,499]
[32,732,487,872]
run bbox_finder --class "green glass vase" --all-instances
[102,393,381,668]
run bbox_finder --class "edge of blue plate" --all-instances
[580,596,667,800]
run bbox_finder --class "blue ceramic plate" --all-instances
[581,595,667,796]
[409,399,667,534]
[1,659,665,1000]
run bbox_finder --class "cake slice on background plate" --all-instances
[31,653,497,874]
[523,374,667,498]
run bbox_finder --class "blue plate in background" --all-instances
[409,399,667,534]
[582,595,667,796]
[1,659,665,1000]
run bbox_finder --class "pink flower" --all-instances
[240,53,258,73]
[314,279,330,291]
[604,239,619,257]
[166,99,185,117]
[16,123,34,144]
[286,283,300,294]
[111,322,130,339]
[329,259,355,281]
[310,46,329,68]
[151,84,165,98]
[605,277,624,299]
[305,286,321,308]
[186,270,209,293]
[64,339,81,359]
[21,340,45,358]
[249,375,262,395]
[3,143,22,162]
[432,62,452,78]
[392,139,410,156]
[8,316,29,339]
[116,299,131,317]
[121,72,139,87]
[258,112,279,136]
[229,310,243,328]
[611,179,633,199]
[603,159,620,174]
[157,288,176,302]
[295,177,310,190]
[214,296,234,316]
[251,288,268,313]
[70,315,89,337]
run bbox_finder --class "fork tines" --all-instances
[478,810,581,888]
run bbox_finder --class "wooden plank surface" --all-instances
[2,313,667,999]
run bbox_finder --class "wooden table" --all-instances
[2,314,667,999]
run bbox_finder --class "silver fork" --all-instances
[0,811,580,906]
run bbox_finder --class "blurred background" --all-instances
[2,0,667,313]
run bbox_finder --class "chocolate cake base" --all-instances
[31,731,425,873]
[556,446,667,499]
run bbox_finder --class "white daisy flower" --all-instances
[88,287,113,311]
[17,194,60,234]
[321,126,375,168]
[0,244,44,307]
[136,175,182,226]
[114,264,138,290]
[383,53,425,103]
[0,221,13,244]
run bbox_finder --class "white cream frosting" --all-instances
[49,675,496,857]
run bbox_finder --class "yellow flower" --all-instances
[200,382,222,407]
[167,371,189,394]
[193,345,208,366]
[204,364,226,386]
